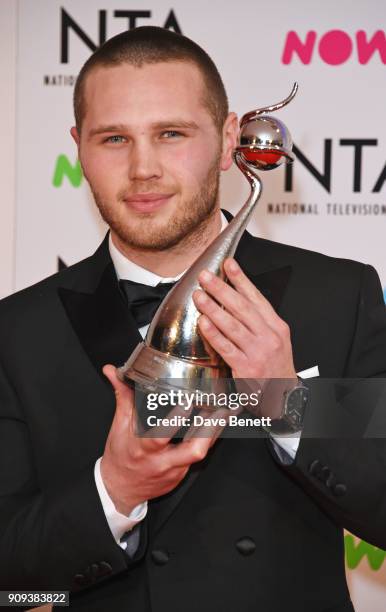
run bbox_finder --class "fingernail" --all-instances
[194,290,208,304]
[200,270,213,283]
[227,259,239,273]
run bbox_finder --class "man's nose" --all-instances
[128,139,162,181]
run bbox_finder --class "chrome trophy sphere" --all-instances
[120,83,298,397]
[238,116,294,170]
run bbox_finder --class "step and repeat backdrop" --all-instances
[1,0,386,610]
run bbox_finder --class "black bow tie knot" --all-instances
[119,278,176,327]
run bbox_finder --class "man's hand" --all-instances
[193,258,297,419]
[100,365,216,516]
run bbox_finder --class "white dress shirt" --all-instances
[95,212,302,549]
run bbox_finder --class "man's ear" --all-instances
[220,112,239,171]
[70,126,80,148]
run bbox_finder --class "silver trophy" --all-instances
[120,83,298,396]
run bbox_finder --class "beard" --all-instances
[89,154,221,252]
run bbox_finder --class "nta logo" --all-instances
[282,30,386,65]
[61,8,181,63]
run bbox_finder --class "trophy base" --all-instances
[119,342,232,396]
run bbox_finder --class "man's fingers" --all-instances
[193,289,256,351]
[224,258,270,304]
[197,315,247,372]
[198,261,279,332]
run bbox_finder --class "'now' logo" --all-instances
[282,30,386,65]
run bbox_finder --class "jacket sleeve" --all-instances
[276,264,386,548]
[0,358,146,594]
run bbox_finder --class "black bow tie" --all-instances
[119,278,176,327]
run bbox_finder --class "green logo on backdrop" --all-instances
[345,534,386,570]
[53,155,82,187]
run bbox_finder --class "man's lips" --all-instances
[123,193,174,212]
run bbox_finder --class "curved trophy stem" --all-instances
[240,82,298,128]
[143,166,262,361]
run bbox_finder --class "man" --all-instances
[0,26,385,612]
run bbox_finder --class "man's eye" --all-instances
[160,130,182,139]
[105,135,126,143]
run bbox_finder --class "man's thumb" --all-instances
[103,364,134,411]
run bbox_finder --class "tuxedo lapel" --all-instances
[58,253,141,383]
[246,264,292,313]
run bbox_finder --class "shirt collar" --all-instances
[109,211,228,286]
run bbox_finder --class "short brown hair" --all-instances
[73,26,229,133]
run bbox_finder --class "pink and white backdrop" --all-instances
[1,1,385,609]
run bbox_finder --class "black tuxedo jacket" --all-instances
[0,222,386,612]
